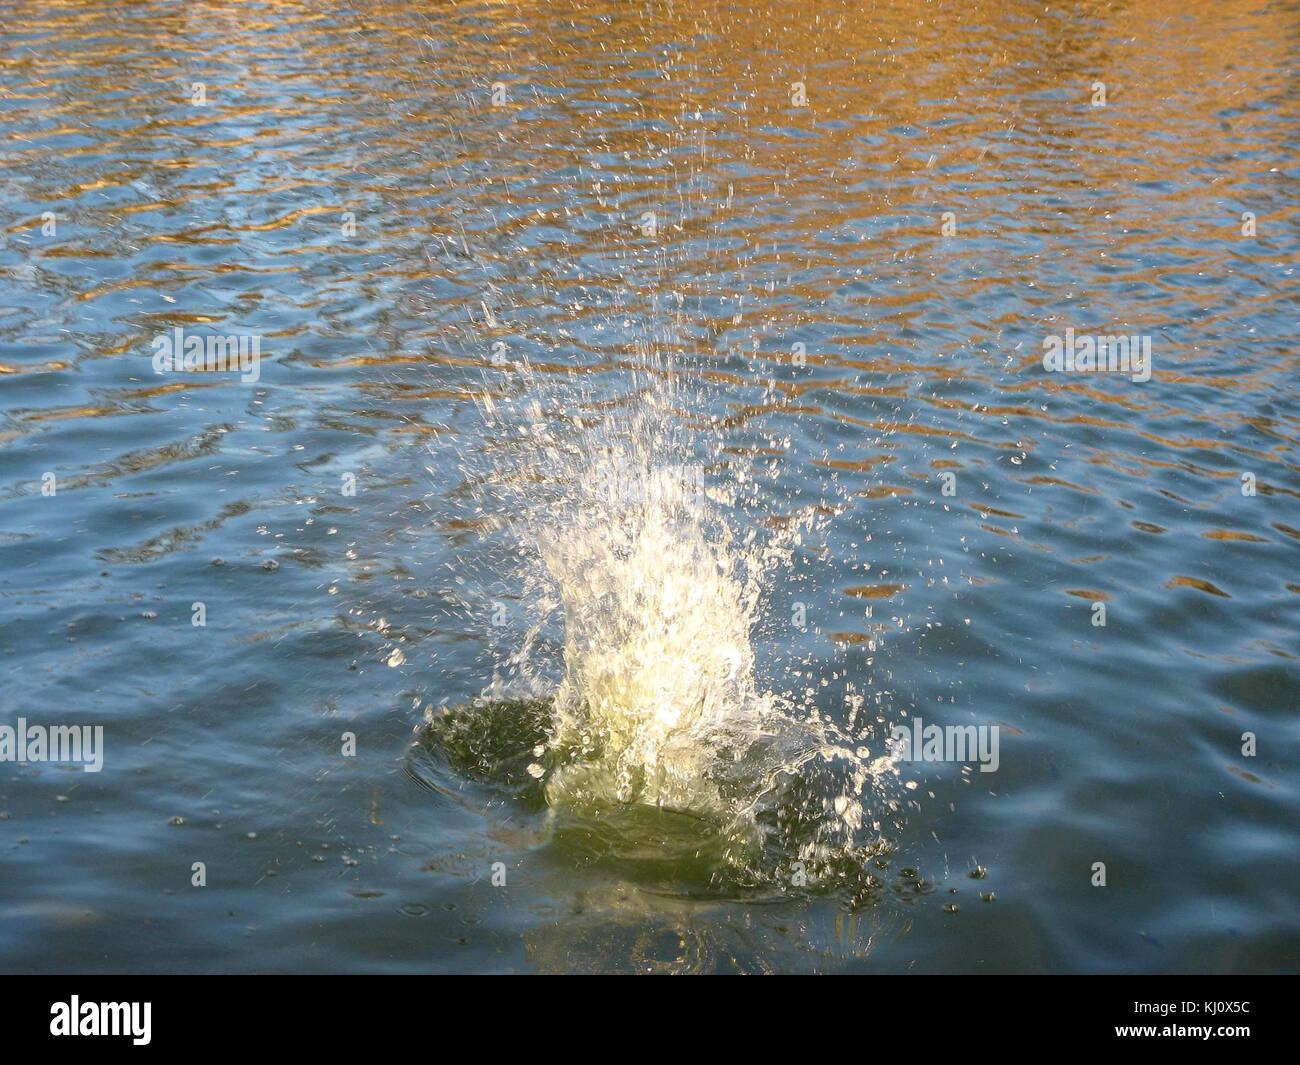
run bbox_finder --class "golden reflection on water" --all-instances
[0,0,1295,625]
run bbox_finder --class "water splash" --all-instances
[419,350,902,897]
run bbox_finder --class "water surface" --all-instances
[1,0,1298,973]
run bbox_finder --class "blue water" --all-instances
[1,0,1297,973]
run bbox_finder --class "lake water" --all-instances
[1,0,1297,974]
